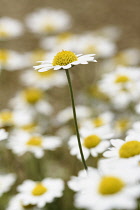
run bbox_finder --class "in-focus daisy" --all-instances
[0,129,8,141]
[21,69,67,90]
[34,50,96,72]
[17,178,64,208]
[0,174,16,197]
[98,66,140,109]
[68,164,140,210]
[9,87,53,116]
[103,134,140,162]
[69,126,113,160]
[0,17,23,40]
[0,49,28,71]
[26,8,72,35]
[7,130,61,158]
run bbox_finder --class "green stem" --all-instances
[65,69,87,171]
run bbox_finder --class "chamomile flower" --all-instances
[34,50,96,72]
[0,174,16,197]
[0,17,23,40]
[9,87,52,116]
[17,178,64,208]
[0,49,28,71]
[98,66,140,109]
[69,126,113,160]
[103,134,140,162]
[7,130,61,158]
[69,166,140,210]
[26,8,72,35]
[0,129,8,141]
[21,69,66,90]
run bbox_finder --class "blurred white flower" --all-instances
[0,17,23,40]
[0,49,28,71]
[17,178,64,208]
[69,126,113,160]
[26,8,72,35]
[0,174,16,197]
[68,165,140,210]
[34,50,96,72]
[0,129,8,141]
[21,69,66,90]
[98,66,140,109]
[7,130,61,158]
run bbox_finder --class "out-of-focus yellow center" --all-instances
[115,53,128,66]
[83,135,101,149]
[84,45,97,54]
[115,75,130,83]
[31,50,46,64]
[52,50,77,66]
[43,24,55,33]
[119,141,140,158]
[23,88,43,104]
[0,28,8,38]
[115,119,129,132]
[0,50,9,64]
[36,69,54,78]
[21,123,37,132]
[32,183,47,196]
[26,136,42,147]
[0,111,13,123]
[98,176,125,195]
[92,117,104,127]
[57,33,72,43]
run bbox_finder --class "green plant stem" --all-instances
[65,69,87,171]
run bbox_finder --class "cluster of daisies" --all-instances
[1,6,140,210]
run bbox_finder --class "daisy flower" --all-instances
[69,126,113,160]
[68,165,140,210]
[103,134,140,162]
[0,49,28,71]
[0,17,23,40]
[0,129,8,141]
[0,174,16,197]
[34,50,96,72]
[26,8,72,35]
[9,87,52,116]
[21,69,67,90]
[7,130,61,158]
[17,178,64,208]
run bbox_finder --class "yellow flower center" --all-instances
[84,45,97,54]
[43,24,55,33]
[92,117,104,127]
[0,111,13,123]
[57,33,72,43]
[119,141,140,158]
[52,50,77,66]
[83,135,101,149]
[98,176,125,195]
[115,53,128,66]
[36,69,54,78]
[32,183,47,196]
[23,88,43,104]
[26,136,42,147]
[21,123,37,132]
[0,28,8,38]
[115,119,129,132]
[31,50,46,64]
[0,50,9,64]
[115,75,130,83]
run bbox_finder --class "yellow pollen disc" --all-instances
[21,123,37,132]
[83,135,101,149]
[0,50,9,64]
[115,75,130,83]
[115,53,128,66]
[52,50,77,66]
[92,117,104,127]
[23,88,43,104]
[36,69,54,78]
[57,33,72,43]
[32,183,47,196]
[0,28,8,38]
[31,50,46,64]
[98,176,125,195]
[43,24,55,33]
[119,141,140,158]
[116,119,129,132]
[84,45,97,54]
[26,136,42,147]
[0,111,13,123]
